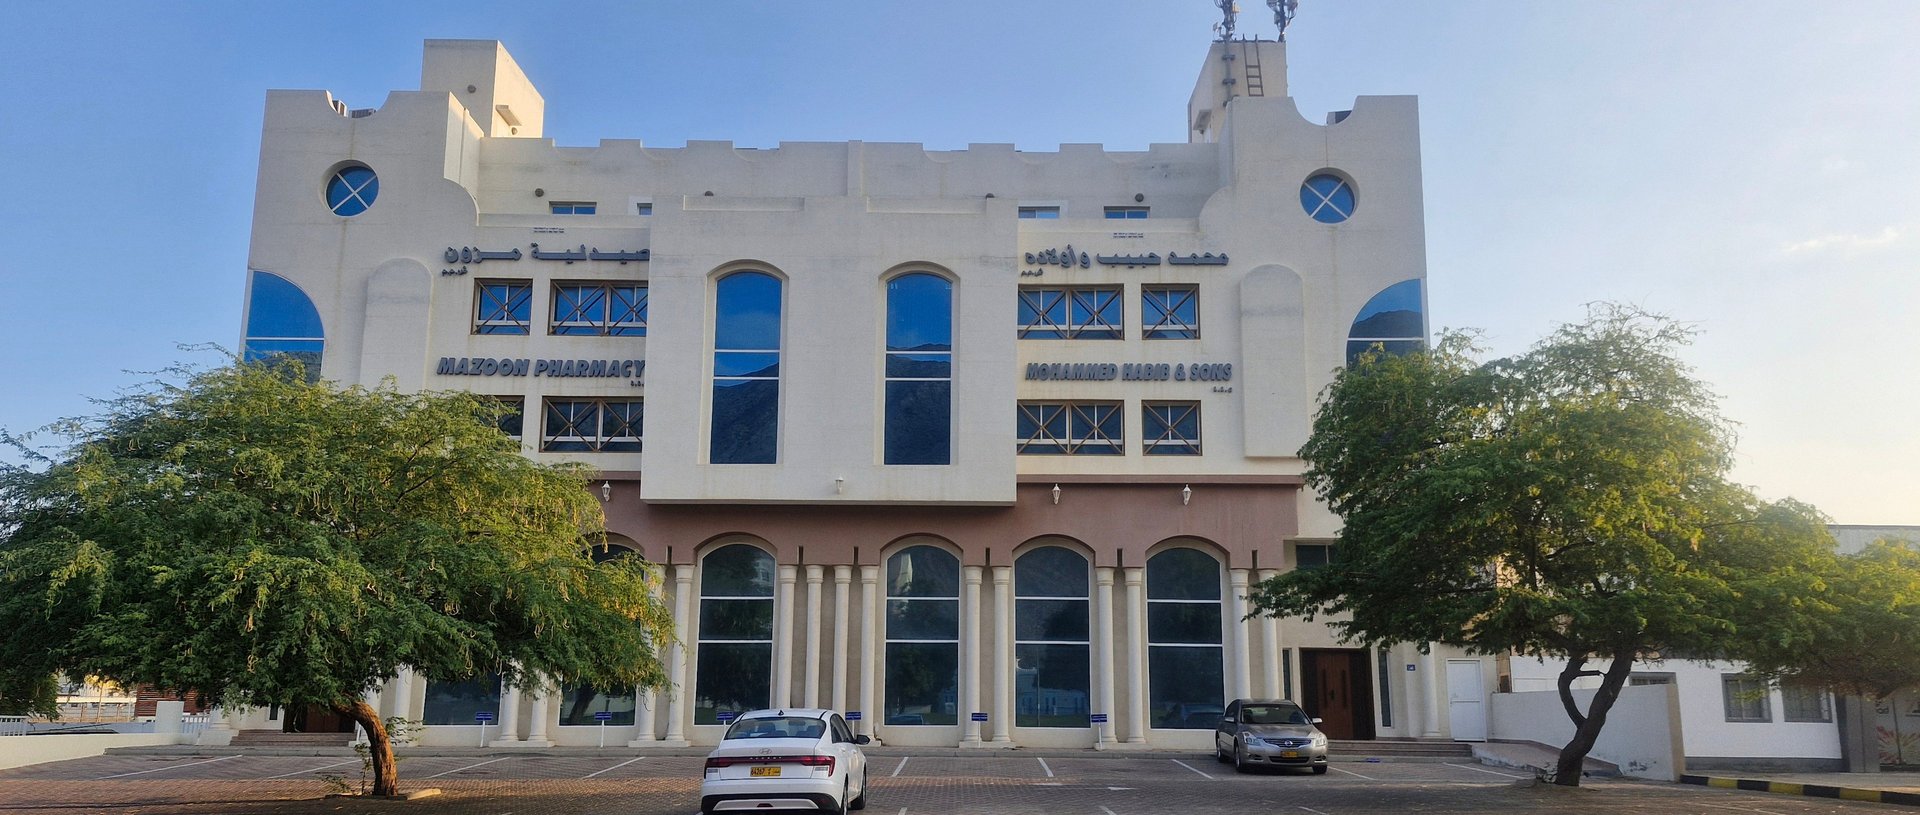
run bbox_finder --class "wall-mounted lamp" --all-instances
[1051,484,1062,505]
[835,476,845,495]
[1182,484,1193,506]
[600,481,612,502]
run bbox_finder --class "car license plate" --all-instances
[1280,750,1300,759]
[750,766,781,777]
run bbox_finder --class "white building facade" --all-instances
[227,38,1485,749]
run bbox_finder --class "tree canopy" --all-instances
[1249,306,1834,785]
[0,361,673,795]
[1735,537,1920,701]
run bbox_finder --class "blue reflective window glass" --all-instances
[1018,206,1060,219]
[1142,286,1199,340]
[1300,173,1356,224]
[1347,279,1425,366]
[475,281,532,335]
[609,285,648,336]
[1147,548,1224,729]
[1017,401,1121,455]
[1104,206,1149,219]
[711,380,778,464]
[551,284,605,336]
[714,272,782,350]
[325,166,378,216]
[886,273,952,466]
[1143,401,1201,456]
[714,352,780,378]
[243,271,325,381]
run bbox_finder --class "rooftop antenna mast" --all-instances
[1268,0,1299,41]
[1214,0,1239,41]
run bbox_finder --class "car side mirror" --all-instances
[854,735,871,745]
[1311,717,1323,725]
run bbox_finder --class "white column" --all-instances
[1228,569,1253,701]
[774,565,798,709]
[491,682,523,745]
[1093,566,1118,747]
[858,565,880,736]
[1122,567,1148,744]
[391,669,416,724]
[664,564,694,745]
[627,688,657,745]
[960,564,984,745]
[1256,570,1282,699]
[525,685,553,746]
[1420,646,1442,738]
[804,565,825,708]
[832,566,852,715]
[991,565,1014,744]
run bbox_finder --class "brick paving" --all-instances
[0,753,1902,814]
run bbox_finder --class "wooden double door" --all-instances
[1300,648,1376,740]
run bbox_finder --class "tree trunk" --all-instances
[338,698,398,797]
[1552,651,1636,787]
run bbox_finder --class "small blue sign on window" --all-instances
[594,711,614,721]
[474,711,495,723]
[1090,713,1109,724]
[717,711,738,723]
[845,711,862,721]
[970,712,989,722]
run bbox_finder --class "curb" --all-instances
[1680,774,1920,807]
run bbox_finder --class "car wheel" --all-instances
[1215,742,1231,763]
[850,768,868,810]
[1312,765,1328,775]
[1233,744,1248,774]
[825,779,847,815]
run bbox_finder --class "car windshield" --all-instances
[723,716,827,740]
[1242,704,1309,725]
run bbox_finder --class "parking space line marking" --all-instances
[265,759,357,779]
[1329,766,1375,780]
[1699,804,1788,815]
[891,756,910,777]
[1170,759,1212,779]
[1443,762,1528,779]
[425,756,510,779]
[1298,807,1331,815]
[1038,757,1054,777]
[97,755,238,779]
[583,757,643,779]
[895,808,907,815]
[1099,807,1119,815]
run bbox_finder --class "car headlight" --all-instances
[1311,734,1328,747]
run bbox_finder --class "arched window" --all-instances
[885,545,960,726]
[711,271,782,463]
[1346,279,1425,366]
[695,544,775,724]
[1147,548,1224,730]
[561,542,643,726]
[884,273,953,465]
[242,271,324,382]
[1014,547,1090,728]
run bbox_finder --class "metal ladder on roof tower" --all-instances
[1242,40,1266,97]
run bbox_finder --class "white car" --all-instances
[701,708,871,814]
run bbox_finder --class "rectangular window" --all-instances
[1377,647,1393,728]
[1296,543,1333,570]
[1629,673,1675,686]
[558,684,635,726]
[549,201,597,215]
[541,398,643,452]
[1782,684,1832,723]
[491,397,524,439]
[1142,285,1199,339]
[1018,286,1122,339]
[635,202,653,216]
[1017,401,1123,455]
[1104,206,1149,219]
[1018,206,1061,219]
[421,674,500,726]
[551,282,648,336]
[474,280,532,335]
[1282,648,1294,700]
[1723,674,1772,722]
[1143,401,1201,456]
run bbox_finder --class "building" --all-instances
[222,34,1473,749]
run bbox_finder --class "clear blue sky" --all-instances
[2,1,1914,522]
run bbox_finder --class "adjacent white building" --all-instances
[218,35,1489,750]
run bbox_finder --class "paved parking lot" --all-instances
[0,752,1901,814]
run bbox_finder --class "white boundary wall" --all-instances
[0,733,186,771]
[1488,684,1683,781]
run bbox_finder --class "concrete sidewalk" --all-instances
[1680,771,1920,807]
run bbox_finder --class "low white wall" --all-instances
[1488,684,1682,781]
[0,733,187,771]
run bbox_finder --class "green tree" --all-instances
[1735,537,1920,700]
[1249,306,1832,786]
[0,361,673,796]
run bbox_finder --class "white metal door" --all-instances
[1445,659,1487,742]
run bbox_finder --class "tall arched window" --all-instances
[561,542,643,726]
[1014,547,1090,728]
[884,273,953,465]
[1147,548,1224,729]
[885,545,960,726]
[695,544,775,724]
[1346,279,1425,366]
[242,271,324,382]
[712,271,782,463]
